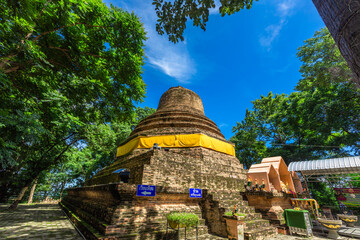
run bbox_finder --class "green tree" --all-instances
[153,0,257,43]
[231,28,360,168]
[0,0,147,206]
[19,107,155,203]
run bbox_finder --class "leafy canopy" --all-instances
[231,28,360,169]
[0,0,147,169]
[0,0,147,203]
[25,106,156,202]
[153,0,257,43]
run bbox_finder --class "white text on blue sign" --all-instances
[189,188,202,198]
[137,185,156,197]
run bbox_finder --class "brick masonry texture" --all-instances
[62,87,277,239]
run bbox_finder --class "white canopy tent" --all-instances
[288,156,360,175]
[288,156,360,186]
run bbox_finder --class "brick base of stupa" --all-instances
[61,148,277,239]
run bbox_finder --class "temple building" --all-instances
[61,86,277,239]
[247,156,303,194]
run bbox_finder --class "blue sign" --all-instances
[189,188,202,198]
[136,185,156,197]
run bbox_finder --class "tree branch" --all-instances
[4,65,20,74]
[0,54,17,70]
[38,132,77,161]
[33,23,110,42]
[83,52,108,59]
[25,0,52,40]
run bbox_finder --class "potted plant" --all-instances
[224,211,247,221]
[223,210,247,240]
[167,212,199,229]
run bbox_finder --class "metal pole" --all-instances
[166,221,168,240]
[301,171,310,197]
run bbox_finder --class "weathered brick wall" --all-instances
[88,147,246,194]
[62,184,204,239]
[141,148,246,193]
[79,147,247,236]
[85,149,150,186]
[245,192,292,211]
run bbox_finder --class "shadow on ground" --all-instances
[0,203,82,240]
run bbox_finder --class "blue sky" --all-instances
[107,0,324,140]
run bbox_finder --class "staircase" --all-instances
[201,190,277,240]
[61,192,225,240]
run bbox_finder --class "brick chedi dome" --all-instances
[129,86,225,141]
[77,86,273,240]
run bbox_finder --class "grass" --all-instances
[167,212,199,227]
[224,211,247,217]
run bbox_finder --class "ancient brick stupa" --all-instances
[61,86,277,239]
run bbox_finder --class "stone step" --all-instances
[244,226,277,240]
[244,212,263,220]
[114,210,203,218]
[187,233,227,240]
[208,191,243,197]
[219,202,252,211]
[244,219,270,230]
[230,206,256,214]
[216,199,249,205]
[104,220,209,237]
[106,227,212,240]
[139,113,217,126]
[132,120,222,138]
[176,225,209,238]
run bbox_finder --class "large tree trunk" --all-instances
[8,182,30,209]
[27,176,39,204]
[312,0,360,86]
[59,180,66,200]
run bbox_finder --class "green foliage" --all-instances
[0,0,147,203]
[224,211,246,217]
[28,106,155,201]
[350,174,360,188]
[308,182,339,209]
[296,28,354,91]
[167,212,199,227]
[224,211,233,216]
[153,0,257,43]
[231,27,360,169]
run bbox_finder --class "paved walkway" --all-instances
[269,227,360,240]
[0,203,83,240]
[0,203,359,240]
[270,233,355,240]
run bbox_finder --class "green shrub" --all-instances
[224,211,233,216]
[224,211,246,217]
[167,212,199,227]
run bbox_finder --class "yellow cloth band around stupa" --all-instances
[116,134,235,157]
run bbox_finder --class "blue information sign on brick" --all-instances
[189,188,202,198]
[136,185,156,197]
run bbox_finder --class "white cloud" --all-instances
[209,0,221,15]
[148,53,195,84]
[219,123,228,128]
[259,0,297,49]
[117,0,196,83]
[259,20,284,48]
[277,0,295,17]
